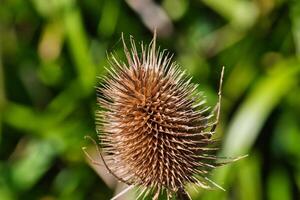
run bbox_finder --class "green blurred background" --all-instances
[0,0,300,199]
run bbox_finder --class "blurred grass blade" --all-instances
[46,81,82,119]
[238,154,262,200]
[201,0,258,29]
[98,0,120,37]
[10,139,57,191]
[0,167,15,200]
[3,103,54,133]
[0,43,5,143]
[291,0,300,57]
[267,168,292,200]
[201,58,300,200]
[223,58,300,156]
[64,9,96,94]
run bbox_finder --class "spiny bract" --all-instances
[95,33,235,200]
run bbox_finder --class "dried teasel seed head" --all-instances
[95,33,242,199]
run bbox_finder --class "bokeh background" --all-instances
[1,0,300,199]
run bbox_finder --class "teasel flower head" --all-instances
[94,32,243,200]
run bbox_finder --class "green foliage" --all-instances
[0,0,299,199]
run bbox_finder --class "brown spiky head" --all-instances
[96,33,234,199]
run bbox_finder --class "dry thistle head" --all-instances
[95,33,240,199]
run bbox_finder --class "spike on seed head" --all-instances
[95,34,238,199]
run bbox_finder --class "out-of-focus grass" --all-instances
[0,0,299,199]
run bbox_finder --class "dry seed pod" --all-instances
[95,33,240,200]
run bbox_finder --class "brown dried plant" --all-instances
[87,33,244,200]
